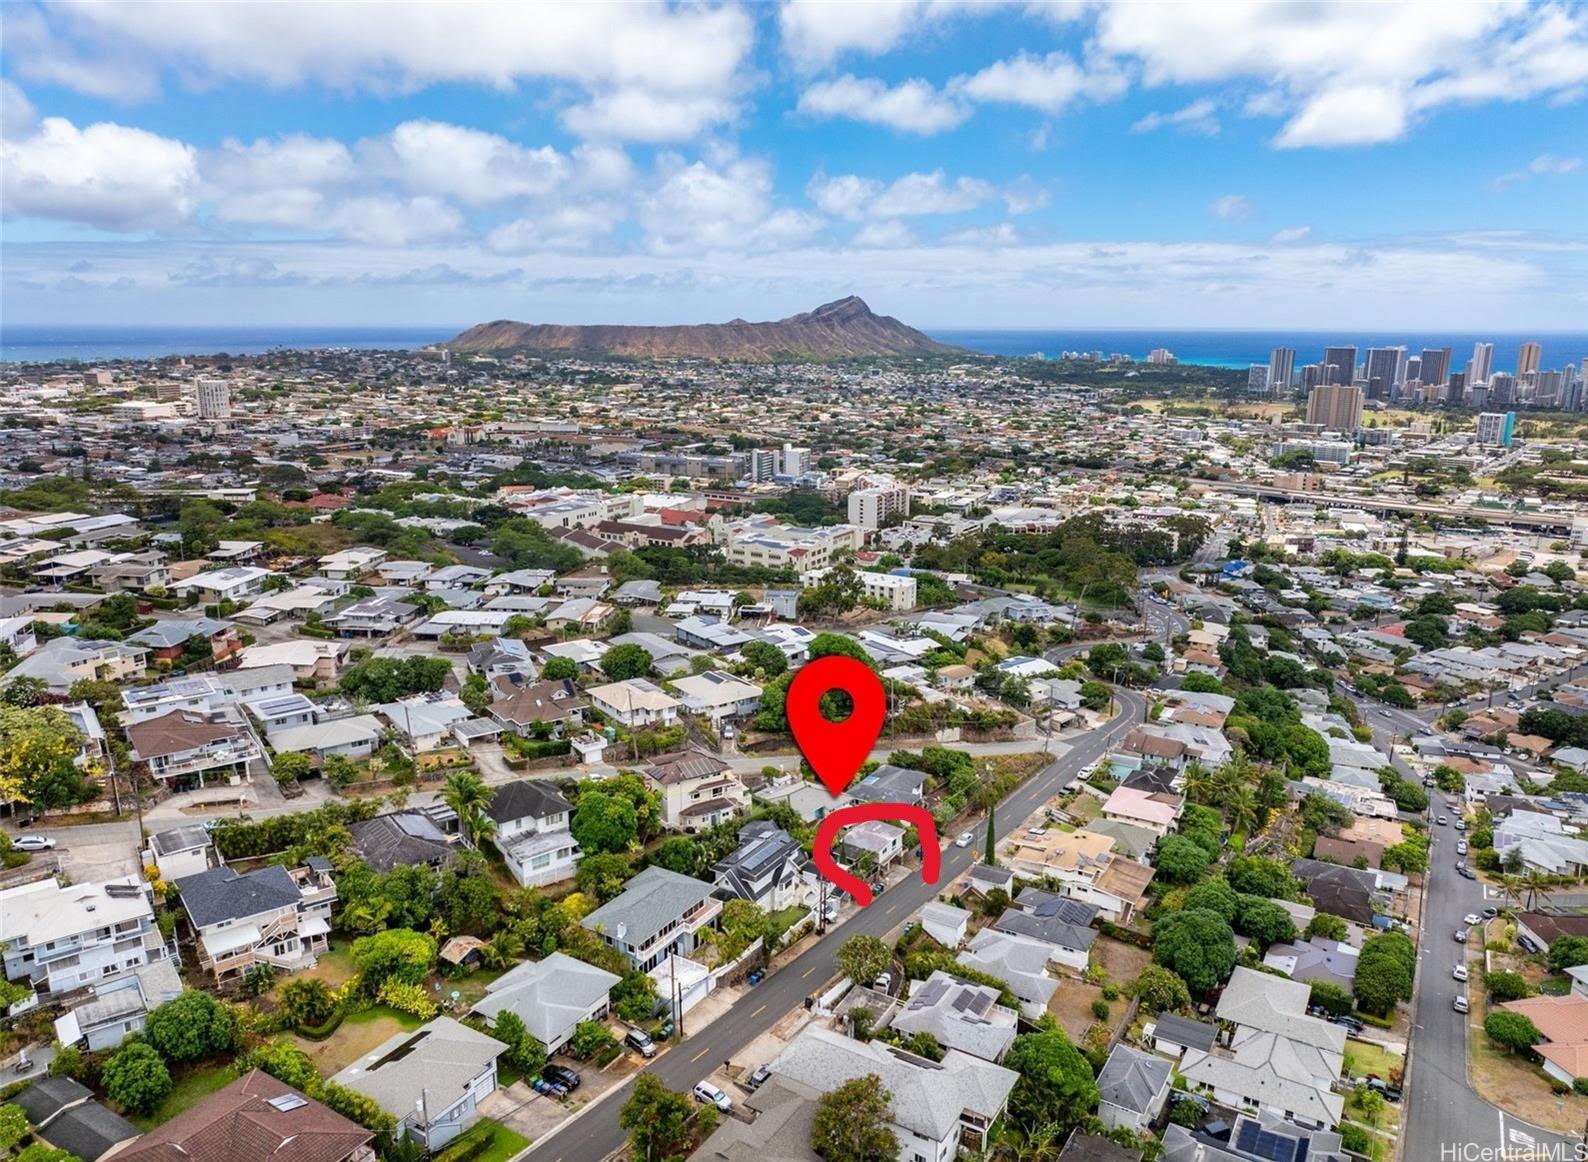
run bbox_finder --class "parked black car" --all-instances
[543,1064,581,1090]
[1329,1015,1365,1034]
[745,1064,771,1091]
[1364,1077,1403,1103]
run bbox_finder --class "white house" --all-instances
[0,877,170,998]
[172,566,272,603]
[671,670,763,725]
[472,952,618,1055]
[487,780,581,887]
[587,677,680,727]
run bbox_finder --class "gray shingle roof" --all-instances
[487,779,572,825]
[329,1016,505,1122]
[175,864,301,928]
[38,1101,142,1162]
[472,952,618,1046]
[581,865,715,949]
[1096,1044,1171,1114]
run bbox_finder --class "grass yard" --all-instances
[1343,1039,1404,1083]
[286,1005,425,1074]
[767,906,810,945]
[1092,936,1152,989]
[435,1120,531,1162]
[287,940,358,989]
[133,1062,239,1130]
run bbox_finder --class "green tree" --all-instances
[811,1074,899,1162]
[280,978,337,1029]
[0,705,93,810]
[461,672,493,715]
[491,1010,548,1077]
[145,990,236,1062]
[1133,965,1193,1014]
[1153,835,1213,884]
[1153,909,1238,993]
[575,852,636,902]
[1183,878,1239,923]
[836,935,891,985]
[619,1075,702,1162]
[1309,980,1355,1016]
[541,655,579,682]
[1551,937,1588,972]
[571,789,639,853]
[1233,895,1296,948]
[739,640,788,678]
[0,1104,28,1152]
[1354,931,1416,1017]
[441,769,496,847]
[351,928,437,988]
[1305,913,1349,941]
[1003,1028,1099,1135]
[601,644,654,681]
[1483,971,1532,1002]
[1484,1011,1543,1055]
[650,836,702,876]
[272,751,312,785]
[103,1042,172,1114]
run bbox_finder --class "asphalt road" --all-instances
[518,688,1148,1162]
[1392,724,1581,1162]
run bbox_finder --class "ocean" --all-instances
[3,323,1587,374]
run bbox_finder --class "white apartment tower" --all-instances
[194,377,232,421]
[1468,342,1495,386]
[848,483,910,529]
[778,443,811,477]
[1267,348,1295,395]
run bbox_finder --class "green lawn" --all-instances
[287,1004,425,1074]
[767,906,809,944]
[133,1062,239,1130]
[434,1120,530,1162]
[1343,1040,1403,1082]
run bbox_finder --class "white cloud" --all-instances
[853,220,917,248]
[1094,0,1588,148]
[572,143,636,191]
[561,89,738,143]
[324,195,464,246]
[872,171,996,216]
[942,222,1021,246]
[1130,98,1220,136]
[1209,194,1254,220]
[806,173,883,220]
[1,80,35,139]
[797,75,968,134]
[778,0,968,69]
[1,115,198,229]
[641,154,821,253]
[1493,152,1583,188]
[1270,225,1312,243]
[206,133,355,195]
[488,205,624,253]
[1273,83,1407,148]
[953,51,1126,115]
[377,120,566,203]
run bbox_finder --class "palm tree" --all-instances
[442,770,496,848]
[1523,869,1553,912]
[1495,873,1524,911]
[1182,761,1213,805]
[481,929,525,970]
[1226,786,1260,837]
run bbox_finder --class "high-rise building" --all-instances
[1246,365,1269,393]
[1405,357,1422,385]
[1536,370,1565,408]
[1488,373,1515,410]
[1305,383,1364,432]
[193,377,231,421]
[1363,347,1406,400]
[778,444,811,477]
[1267,347,1295,395]
[1446,371,1467,405]
[1518,341,1543,376]
[1476,412,1516,447]
[1146,348,1178,365]
[748,448,777,482]
[1419,347,1452,386]
[1323,346,1357,387]
[1468,342,1494,385]
[848,483,910,529]
[1299,363,1326,391]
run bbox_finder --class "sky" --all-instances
[2,0,1587,330]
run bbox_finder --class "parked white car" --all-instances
[1453,965,1469,981]
[956,831,975,848]
[11,835,56,851]
[693,1082,732,1112]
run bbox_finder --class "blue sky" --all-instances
[2,0,1586,329]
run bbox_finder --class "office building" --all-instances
[1419,347,1452,387]
[1476,412,1516,448]
[778,444,811,477]
[1518,341,1542,376]
[1363,346,1406,399]
[194,377,231,421]
[1468,342,1494,385]
[848,483,910,529]
[1267,347,1295,395]
[1323,346,1357,386]
[748,448,776,482]
[1305,383,1363,432]
[1246,365,1269,393]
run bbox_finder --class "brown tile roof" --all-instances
[1313,836,1386,869]
[647,748,732,785]
[126,710,243,760]
[113,1070,371,1162]
[1519,913,1588,945]
[1122,730,1187,759]
[1503,995,1588,1047]
[489,678,587,726]
[1095,856,1155,905]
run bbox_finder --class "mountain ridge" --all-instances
[443,296,961,361]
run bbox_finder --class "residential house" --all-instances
[177,861,337,983]
[1263,938,1360,991]
[488,677,587,735]
[1179,966,1346,1130]
[237,639,350,682]
[837,819,906,871]
[330,1016,506,1151]
[992,890,1099,973]
[269,716,384,763]
[172,566,272,603]
[690,1074,821,1162]
[87,551,172,595]
[919,901,971,950]
[0,876,169,998]
[245,692,321,736]
[1002,828,1154,924]
[581,865,723,972]
[467,637,536,682]
[1096,1044,1173,1132]
[1500,995,1588,1087]
[646,749,749,832]
[318,548,387,580]
[348,811,458,872]
[1290,858,1379,926]
[0,614,38,658]
[586,677,680,727]
[1161,1112,1350,1162]
[127,616,241,664]
[1100,786,1183,837]
[488,780,580,887]
[712,822,811,912]
[13,1077,141,1162]
[672,670,763,726]
[111,1070,375,1162]
[846,763,927,808]
[770,1024,1018,1162]
[55,958,183,1052]
[472,952,619,1055]
[126,710,260,788]
[375,692,473,751]
[890,971,1018,1063]
[4,636,147,691]
[325,595,420,636]
[144,824,214,882]
[957,929,1059,1018]
[1149,1013,1218,1061]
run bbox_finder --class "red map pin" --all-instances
[786,655,885,797]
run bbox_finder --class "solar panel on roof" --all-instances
[1234,1121,1303,1162]
[266,1093,308,1112]
[967,992,994,1016]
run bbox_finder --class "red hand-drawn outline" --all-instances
[813,802,940,908]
